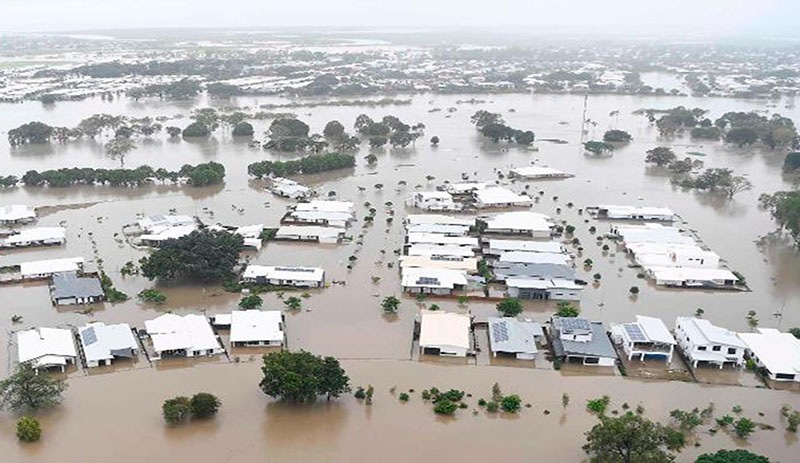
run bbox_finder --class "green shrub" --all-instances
[433,400,458,415]
[16,417,41,442]
[500,394,522,413]
[398,393,409,402]
[190,393,221,419]
[162,396,192,424]
[486,401,499,413]
[587,396,611,416]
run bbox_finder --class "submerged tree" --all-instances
[496,298,523,317]
[583,412,681,463]
[0,363,68,413]
[140,229,243,282]
[259,351,350,403]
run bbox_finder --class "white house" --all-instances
[230,310,285,347]
[610,315,676,363]
[481,211,553,238]
[474,187,532,208]
[485,239,565,256]
[20,257,85,279]
[137,214,196,231]
[242,265,325,287]
[402,267,468,295]
[234,224,265,250]
[283,200,355,228]
[444,182,488,195]
[144,314,223,359]
[406,244,476,258]
[510,166,573,180]
[17,327,77,371]
[494,252,575,281]
[487,317,543,359]
[550,317,617,366]
[406,233,479,249]
[275,225,344,244]
[0,204,36,225]
[0,227,66,248]
[270,177,311,199]
[649,267,738,288]
[419,310,471,357]
[612,224,694,246]
[738,328,800,382]
[591,205,675,222]
[675,317,746,369]
[506,277,583,301]
[294,200,354,214]
[138,224,197,246]
[406,191,461,211]
[78,322,139,367]
[399,255,478,273]
[405,214,474,227]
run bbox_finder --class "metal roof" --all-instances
[52,271,104,300]
[487,317,541,355]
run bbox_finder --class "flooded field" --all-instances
[1,92,800,460]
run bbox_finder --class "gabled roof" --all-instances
[17,327,77,366]
[487,317,540,354]
[618,316,676,345]
[230,310,284,343]
[676,317,746,348]
[79,322,138,363]
[52,272,104,300]
[402,267,468,289]
[20,257,84,278]
[738,328,800,376]
[144,314,220,354]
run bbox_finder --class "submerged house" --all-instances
[493,251,575,281]
[591,205,675,222]
[401,267,468,295]
[505,277,582,301]
[50,271,105,305]
[78,322,139,368]
[675,317,745,369]
[274,225,344,244]
[242,265,325,287]
[509,166,573,180]
[283,200,355,228]
[418,310,471,357]
[0,227,66,248]
[144,314,223,359]
[485,239,565,256]
[17,327,77,371]
[270,177,311,199]
[20,257,85,280]
[229,310,285,347]
[473,187,532,208]
[406,191,461,211]
[487,317,544,360]
[738,328,800,382]
[0,204,36,225]
[480,211,553,238]
[399,255,478,273]
[550,316,617,366]
[610,315,676,363]
[648,267,738,288]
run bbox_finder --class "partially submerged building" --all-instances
[493,251,575,281]
[487,317,544,359]
[402,267,468,295]
[675,317,745,369]
[144,314,223,359]
[407,191,461,211]
[399,255,478,273]
[17,327,77,371]
[591,205,675,222]
[50,271,105,305]
[648,267,738,288]
[419,310,471,357]
[406,233,479,250]
[274,225,344,244]
[0,227,66,248]
[444,182,488,195]
[485,239,564,256]
[610,315,676,363]
[480,211,553,238]
[505,277,582,301]
[20,257,85,280]
[550,317,617,366]
[229,310,285,347]
[474,187,532,208]
[738,328,800,382]
[270,177,311,199]
[283,200,355,228]
[405,214,474,228]
[242,265,325,287]
[509,166,573,180]
[0,204,36,225]
[78,322,139,367]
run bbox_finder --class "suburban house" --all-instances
[242,265,325,287]
[405,214,474,228]
[473,187,532,208]
[444,182,488,195]
[418,310,471,357]
[484,239,565,256]
[229,310,285,347]
[406,222,470,236]
[78,322,139,368]
[144,314,223,359]
[270,177,311,199]
[138,224,197,246]
[20,257,85,280]
[509,165,573,180]
[480,211,553,238]
[493,251,575,281]
[612,224,694,246]
[590,205,675,222]
[675,317,746,369]
[50,271,105,305]
[0,204,36,225]
[401,267,468,295]
[406,243,476,258]
[506,277,583,301]
[550,316,617,366]
[628,243,720,269]
[399,255,478,273]
[0,227,66,248]
[406,191,461,211]
[648,267,738,288]
[234,224,265,250]
[275,225,344,244]
[405,233,479,250]
[17,327,77,371]
[487,317,544,359]
[610,315,676,363]
[137,214,196,231]
[282,200,355,228]
[738,328,800,382]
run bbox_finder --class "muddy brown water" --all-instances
[1,91,800,460]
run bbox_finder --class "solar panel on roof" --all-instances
[492,321,509,342]
[416,277,441,285]
[623,324,648,342]
[82,327,97,345]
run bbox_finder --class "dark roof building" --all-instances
[51,271,105,306]
[551,316,618,366]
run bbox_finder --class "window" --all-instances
[727,348,736,355]
[697,346,707,351]
[712,346,721,352]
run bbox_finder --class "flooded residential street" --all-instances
[1,91,800,460]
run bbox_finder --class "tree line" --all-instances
[247,152,355,178]
[14,162,225,188]
[470,110,535,145]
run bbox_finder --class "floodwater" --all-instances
[1,91,800,460]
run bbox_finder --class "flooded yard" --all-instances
[1,91,800,460]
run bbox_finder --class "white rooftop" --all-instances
[676,317,746,348]
[0,227,65,245]
[144,314,220,354]
[294,200,354,213]
[402,267,468,289]
[406,214,475,227]
[510,166,572,178]
[78,322,139,364]
[243,265,325,282]
[137,214,195,232]
[230,310,284,344]
[505,277,582,290]
[596,205,674,218]
[20,257,84,278]
[399,255,477,272]
[139,224,197,243]
[276,225,345,238]
[483,211,552,232]
[406,233,479,247]
[620,316,677,345]
[0,204,36,222]
[475,187,531,207]
[498,251,571,265]
[738,328,800,377]
[406,244,476,258]
[17,327,77,367]
[649,267,738,282]
[444,182,488,194]
[419,310,471,350]
[488,239,564,254]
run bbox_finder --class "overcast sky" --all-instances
[0,0,796,38]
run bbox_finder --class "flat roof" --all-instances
[17,327,77,365]
[511,166,571,178]
[483,211,552,232]
[230,310,284,343]
[406,214,475,227]
[402,267,468,289]
[738,328,800,376]
[276,225,345,238]
[475,187,531,206]
[649,267,738,282]
[488,239,564,253]
[596,205,674,217]
[419,310,471,350]
[0,204,36,221]
[487,317,540,354]
[20,257,84,277]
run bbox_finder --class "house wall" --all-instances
[403,286,452,296]
[421,344,467,357]
[675,323,744,367]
